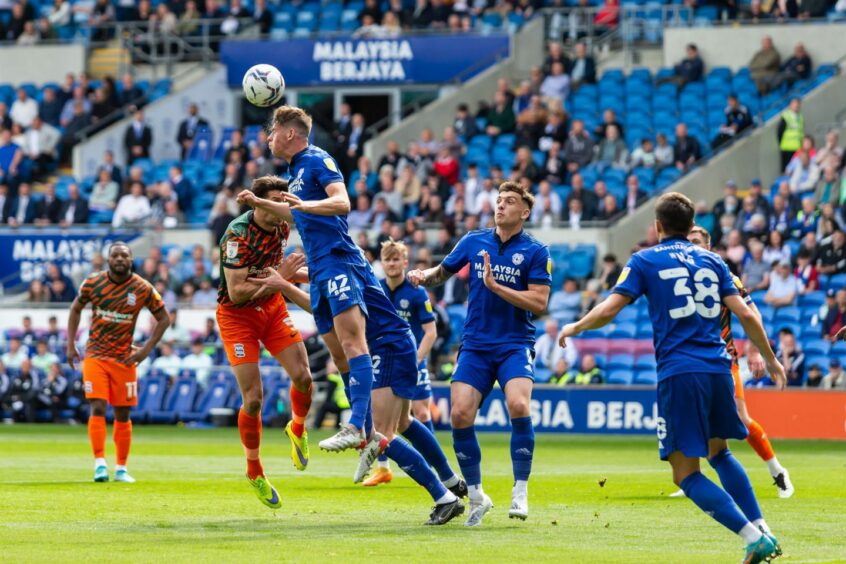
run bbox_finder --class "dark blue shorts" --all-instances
[453,345,535,399]
[310,254,374,336]
[656,372,747,461]
[412,366,433,401]
[371,335,419,400]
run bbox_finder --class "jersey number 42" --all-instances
[659,267,720,320]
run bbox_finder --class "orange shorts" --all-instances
[732,363,744,400]
[83,357,138,406]
[216,294,303,366]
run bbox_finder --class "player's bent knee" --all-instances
[243,395,263,416]
[89,400,107,417]
[506,397,531,418]
[413,405,430,422]
[450,405,475,428]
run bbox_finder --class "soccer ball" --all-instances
[242,64,285,108]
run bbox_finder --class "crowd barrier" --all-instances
[430,384,846,440]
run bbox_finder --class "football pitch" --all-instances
[1,426,844,563]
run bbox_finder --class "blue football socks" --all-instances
[347,355,373,431]
[384,437,449,502]
[681,471,750,534]
[452,425,482,487]
[709,448,763,523]
[402,418,455,482]
[510,416,534,482]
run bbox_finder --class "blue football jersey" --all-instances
[286,145,359,263]
[612,235,739,381]
[442,229,551,349]
[380,278,436,368]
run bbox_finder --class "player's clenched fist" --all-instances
[237,189,258,207]
[407,269,425,287]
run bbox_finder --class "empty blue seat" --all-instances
[606,354,635,370]
[149,378,199,423]
[607,370,634,385]
[774,306,801,324]
[137,376,168,423]
[633,371,657,385]
[181,381,234,423]
[634,356,657,371]
[802,338,830,356]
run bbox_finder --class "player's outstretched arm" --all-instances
[128,307,171,366]
[408,265,452,288]
[558,293,630,348]
[280,182,351,216]
[237,190,294,222]
[66,297,85,370]
[724,294,786,390]
[744,300,766,378]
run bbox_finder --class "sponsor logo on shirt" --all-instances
[126,292,136,307]
[226,241,239,260]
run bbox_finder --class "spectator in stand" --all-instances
[90,0,116,41]
[564,354,604,385]
[818,229,846,275]
[594,108,624,142]
[176,102,209,160]
[599,254,623,290]
[623,175,647,214]
[657,43,704,89]
[749,36,781,94]
[0,128,23,190]
[151,342,182,379]
[766,42,812,93]
[569,41,596,90]
[35,362,68,422]
[776,328,805,387]
[788,151,820,195]
[540,61,570,106]
[564,119,594,173]
[542,140,566,184]
[806,364,824,388]
[124,109,152,165]
[654,132,674,169]
[453,103,478,140]
[549,278,582,324]
[711,94,753,150]
[38,87,63,127]
[89,169,119,213]
[593,0,619,34]
[485,91,516,137]
[112,180,151,227]
[0,102,11,130]
[31,339,59,374]
[673,123,701,172]
[182,338,213,386]
[538,110,567,152]
[794,249,820,294]
[764,260,799,307]
[22,116,60,181]
[815,166,841,206]
[777,97,804,171]
[58,183,89,226]
[735,196,767,240]
[815,130,843,171]
[10,88,39,129]
[741,240,770,291]
[788,196,819,240]
[821,288,846,341]
[542,41,571,77]
[629,138,657,169]
[823,358,846,390]
[118,73,144,108]
[595,124,628,171]
[531,180,562,223]
[34,183,63,225]
[8,360,39,423]
[534,319,578,374]
[48,277,75,302]
[769,195,791,235]
[343,113,368,175]
[252,0,272,34]
[2,337,28,369]
[432,146,460,187]
[7,182,37,226]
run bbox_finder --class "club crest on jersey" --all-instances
[400,299,409,309]
[126,292,136,306]
[226,241,239,259]
[512,253,524,266]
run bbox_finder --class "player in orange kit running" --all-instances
[672,226,794,499]
[217,175,314,510]
[67,242,171,483]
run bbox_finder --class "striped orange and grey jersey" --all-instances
[218,211,290,309]
[721,273,753,364]
[78,272,165,360]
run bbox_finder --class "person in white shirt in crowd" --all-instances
[548,278,583,324]
[181,338,213,387]
[531,180,562,224]
[89,168,120,212]
[10,88,39,128]
[653,132,674,169]
[534,319,578,374]
[22,116,60,179]
[764,260,800,308]
[788,151,820,195]
[1,337,29,369]
[161,310,191,344]
[112,180,151,227]
[191,277,217,308]
[473,177,498,216]
[566,199,584,230]
[540,61,571,106]
[151,342,182,379]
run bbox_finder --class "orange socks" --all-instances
[290,383,313,438]
[113,420,132,466]
[746,419,775,462]
[88,415,106,459]
[239,409,264,479]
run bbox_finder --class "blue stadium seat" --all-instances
[607,370,634,385]
[187,127,214,161]
[633,371,657,385]
[606,354,635,370]
[798,291,825,308]
[149,378,199,424]
[634,356,657,371]
[608,323,637,339]
[181,380,234,423]
[774,306,801,324]
[802,338,830,356]
[137,375,168,423]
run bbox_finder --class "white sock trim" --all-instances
[739,523,763,545]
[766,457,785,477]
[435,491,458,505]
[442,475,459,488]
[115,464,127,472]
[752,518,771,535]
[378,459,390,470]
[468,484,485,502]
[513,480,529,495]
[94,458,107,468]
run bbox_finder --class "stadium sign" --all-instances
[221,34,510,87]
[0,229,142,290]
[431,385,659,435]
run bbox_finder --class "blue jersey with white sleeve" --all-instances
[380,278,436,369]
[286,144,359,264]
[442,229,552,349]
[612,235,739,382]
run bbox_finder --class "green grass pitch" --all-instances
[0,425,844,563]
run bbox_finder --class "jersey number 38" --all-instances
[659,267,721,320]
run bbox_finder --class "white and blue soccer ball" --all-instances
[242,64,285,108]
